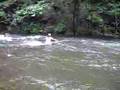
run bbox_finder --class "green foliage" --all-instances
[87,13,103,24]
[20,23,43,34]
[54,20,66,34]
[0,0,120,36]
[0,10,5,17]
[95,2,120,16]
[15,1,50,22]
[107,3,120,16]
[0,0,7,2]
[84,0,120,36]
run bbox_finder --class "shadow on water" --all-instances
[0,34,120,90]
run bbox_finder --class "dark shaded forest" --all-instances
[0,0,120,37]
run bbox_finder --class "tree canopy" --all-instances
[0,0,120,37]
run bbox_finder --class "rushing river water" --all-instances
[0,34,120,90]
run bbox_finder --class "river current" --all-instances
[0,34,120,90]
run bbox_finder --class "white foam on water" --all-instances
[7,54,13,57]
[0,34,12,41]
[93,41,105,45]
[0,34,59,47]
[21,40,44,47]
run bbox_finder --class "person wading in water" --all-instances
[45,33,57,45]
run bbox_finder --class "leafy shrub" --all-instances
[0,10,5,17]
[87,13,103,24]
[15,1,50,22]
[54,20,66,34]
[20,23,43,34]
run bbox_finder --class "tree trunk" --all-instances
[72,0,80,36]
[114,15,118,35]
